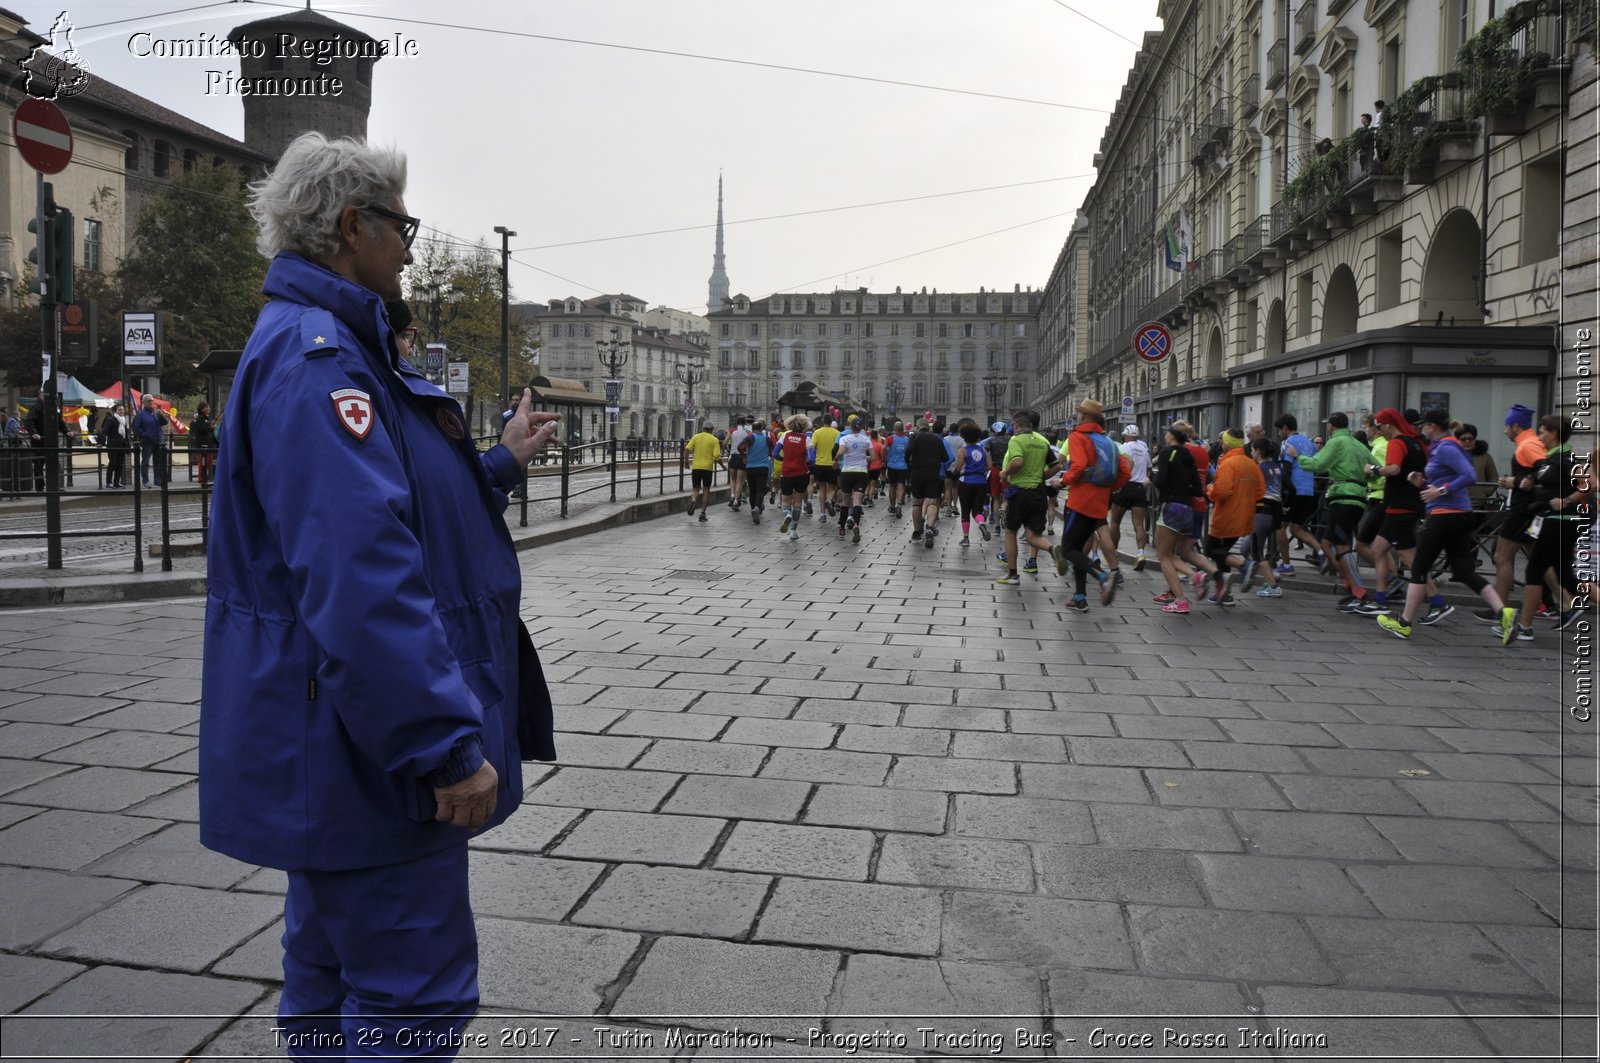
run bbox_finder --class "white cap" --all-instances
[1122,424,1140,436]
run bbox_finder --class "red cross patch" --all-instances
[331,387,375,440]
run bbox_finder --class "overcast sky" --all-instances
[55,0,1162,315]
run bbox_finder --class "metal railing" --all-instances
[1241,72,1261,117]
[1293,0,1316,56]
[1266,40,1288,88]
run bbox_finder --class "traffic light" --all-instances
[52,208,73,306]
[26,181,57,301]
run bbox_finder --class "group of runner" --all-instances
[680,400,1593,644]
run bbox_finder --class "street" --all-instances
[0,504,1593,1060]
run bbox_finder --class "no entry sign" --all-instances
[13,97,73,174]
[1133,321,1172,365]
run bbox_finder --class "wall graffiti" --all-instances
[1528,266,1559,314]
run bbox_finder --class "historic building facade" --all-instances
[523,294,712,440]
[705,286,1043,430]
[1054,0,1581,476]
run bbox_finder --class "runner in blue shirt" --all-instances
[884,421,911,518]
[1274,414,1321,575]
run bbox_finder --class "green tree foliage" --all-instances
[406,237,538,428]
[120,160,266,398]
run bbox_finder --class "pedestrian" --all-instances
[1483,403,1547,621]
[1151,422,1204,613]
[866,427,885,506]
[995,409,1059,584]
[1108,423,1151,570]
[1512,415,1592,638]
[1378,410,1517,642]
[741,419,772,525]
[1274,414,1321,576]
[905,418,949,548]
[684,421,725,522]
[1288,412,1375,611]
[727,417,751,511]
[102,403,130,488]
[24,400,67,494]
[884,420,910,517]
[200,131,560,1052]
[953,421,992,547]
[811,412,840,519]
[1366,407,1429,615]
[1201,429,1265,607]
[834,416,873,543]
[191,401,217,486]
[1238,436,1287,598]
[1457,424,1500,506]
[1053,400,1130,611]
[132,394,169,487]
[777,415,812,541]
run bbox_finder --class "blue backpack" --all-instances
[1083,431,1121,486]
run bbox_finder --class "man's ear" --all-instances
[337,205,363,251]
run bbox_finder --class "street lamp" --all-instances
[885,380,903,427]
[595,326,630,497]
[421,276,462,343]
[675,360,708,438]
[984,375,1007,427]
[493,225,516,408]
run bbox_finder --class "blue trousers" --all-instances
[278,842,478,1060]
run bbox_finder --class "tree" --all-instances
[120,161,266,398]
[406,237,538,432]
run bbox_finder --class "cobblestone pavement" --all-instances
[0,501,1595,1060]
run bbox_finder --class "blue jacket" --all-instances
[131,407,166,446]
[200,253,551,872]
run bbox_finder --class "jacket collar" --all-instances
[262,252,392,354]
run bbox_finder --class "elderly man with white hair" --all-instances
[199,132,559,1056]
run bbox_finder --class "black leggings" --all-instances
[1525,517,1580,594]
[747,468,770,512]
[957,482,989,523]
[1410,511,1487,593]
[1059,510,1105,596]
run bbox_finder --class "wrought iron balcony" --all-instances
[1293,0,1316,56]
[1265,41,1288,89]
[1241,73,1261,118]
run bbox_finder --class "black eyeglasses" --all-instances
[363,204,420,249]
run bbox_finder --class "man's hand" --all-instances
[498,389,560,468]
[433,760,497,830]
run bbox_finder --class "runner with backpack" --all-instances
[1056,399,1131,612]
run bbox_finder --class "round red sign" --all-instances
[13,97,73,174]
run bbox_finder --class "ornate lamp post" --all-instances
[984,374,1007,427]
[595,326,630,501]
[885,380,903,428]
[492,225,516,407]
[675,360,708,438]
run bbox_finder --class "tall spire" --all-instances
[707,172,730,313]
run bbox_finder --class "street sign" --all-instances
[58,300,95,369]
[605,379,622,406]
[122,310,157,368]
[13,97,73,174]
[1121,396,1135,411]
[1133,321,1173,365]
[446,361,469,394]
[684,400,697,420]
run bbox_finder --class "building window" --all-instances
[721,323,731,336]
[83,218,102,273]
[817,323,828,338]
[153,140,173,177]
[864,349,877,369]
[182,148,199,172]
[864,323,874,337]
[1014,351,1025,371]
[889,351,902,369]
[1014,323,1026,337]
[1522,152,1562,264]
[963,323,975,338]
[121,130,139,170]
[961,351,975,369]
[988,323,1000,338]
[567,324,576,338]
[1376,227,1403,311]
[1012,382,1025,407]
[1245,298,1260,350]
[915,322,926,338]
[989,350,1001,368]
[1296,272,1315,337]
[748,323,760,338]
[913,383,927,406]
[844,323,854,336]
[915,352,925,370]
[843,351,854,369]
[938,323,948,338]
[817,350,829,369]
[935,383,948,407]
[582,324,593,338]
[961,382,973,407]
[889,323,899,337]
[720,350,731,368]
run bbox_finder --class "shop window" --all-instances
[1521,152,1561,265]
[1376,227,1403,311]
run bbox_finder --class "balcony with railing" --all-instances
[1240,72,1261,118]
[1265,40,1288,89]
[1292,0,1317,56]
[1456,0,1564,135]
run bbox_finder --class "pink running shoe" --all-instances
[1152,591,1176,604]
[1191,571,1206,592]
[1162,597,1191,614]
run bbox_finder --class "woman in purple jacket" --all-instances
[1377,409,1516,643]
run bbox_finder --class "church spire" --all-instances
[707,173,730,313]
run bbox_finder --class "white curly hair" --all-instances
[247,132,407,260]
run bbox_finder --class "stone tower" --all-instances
[707,174,730,313]
[227,7,381,163]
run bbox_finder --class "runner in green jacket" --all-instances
[1287,414,1374,611]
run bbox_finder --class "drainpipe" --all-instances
[1479,1,1495,319]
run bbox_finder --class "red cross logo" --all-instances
[331,387,374,440]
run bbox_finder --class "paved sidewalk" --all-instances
[0,501,1594,1060]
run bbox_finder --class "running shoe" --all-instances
[1499,606,1517,646]
[924,528,936,549]
[1416,603,1454,626]
[687,500,697,516]
[1256,585,1283,599]
[1133,550,1147,572]
[1514,623,1535,642]
[1336,595,1361,613]
[1088,551,1100,565]
[1354,598,1387,616]
[1113,569,1125,586]
[1560,606,1587,630]
[828,500,837,517]
[1535,604,1559,622]
[979,523,992,541]
[804,502,814,515]
[698,514,708,523]
[1206,592,1237,607]
[995,551,1010,567]
[789,529,800,542]
[838,524,847,538]
[1387,575,1409,597]
[1066,595,1091,613]
[752,511,761,525]
[853,525,861,545]
[865,498,875,507]
[1472,608,1499,624]
[1098,574,1117,607]
[1023,558,1039,575]
[1274,563,1295,576]
[1238,560,1258,593]
[1052,545,1069,577]
[779,516,791,533]
[1046,524,1055,536]
[1191,571,1207,592]
[1161,597,1191,614]
[960,536,971,547]
[1376,614,1412,639]
[913,528,926,543]
[995,573,1021,586]
[1152,590,1176,604]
